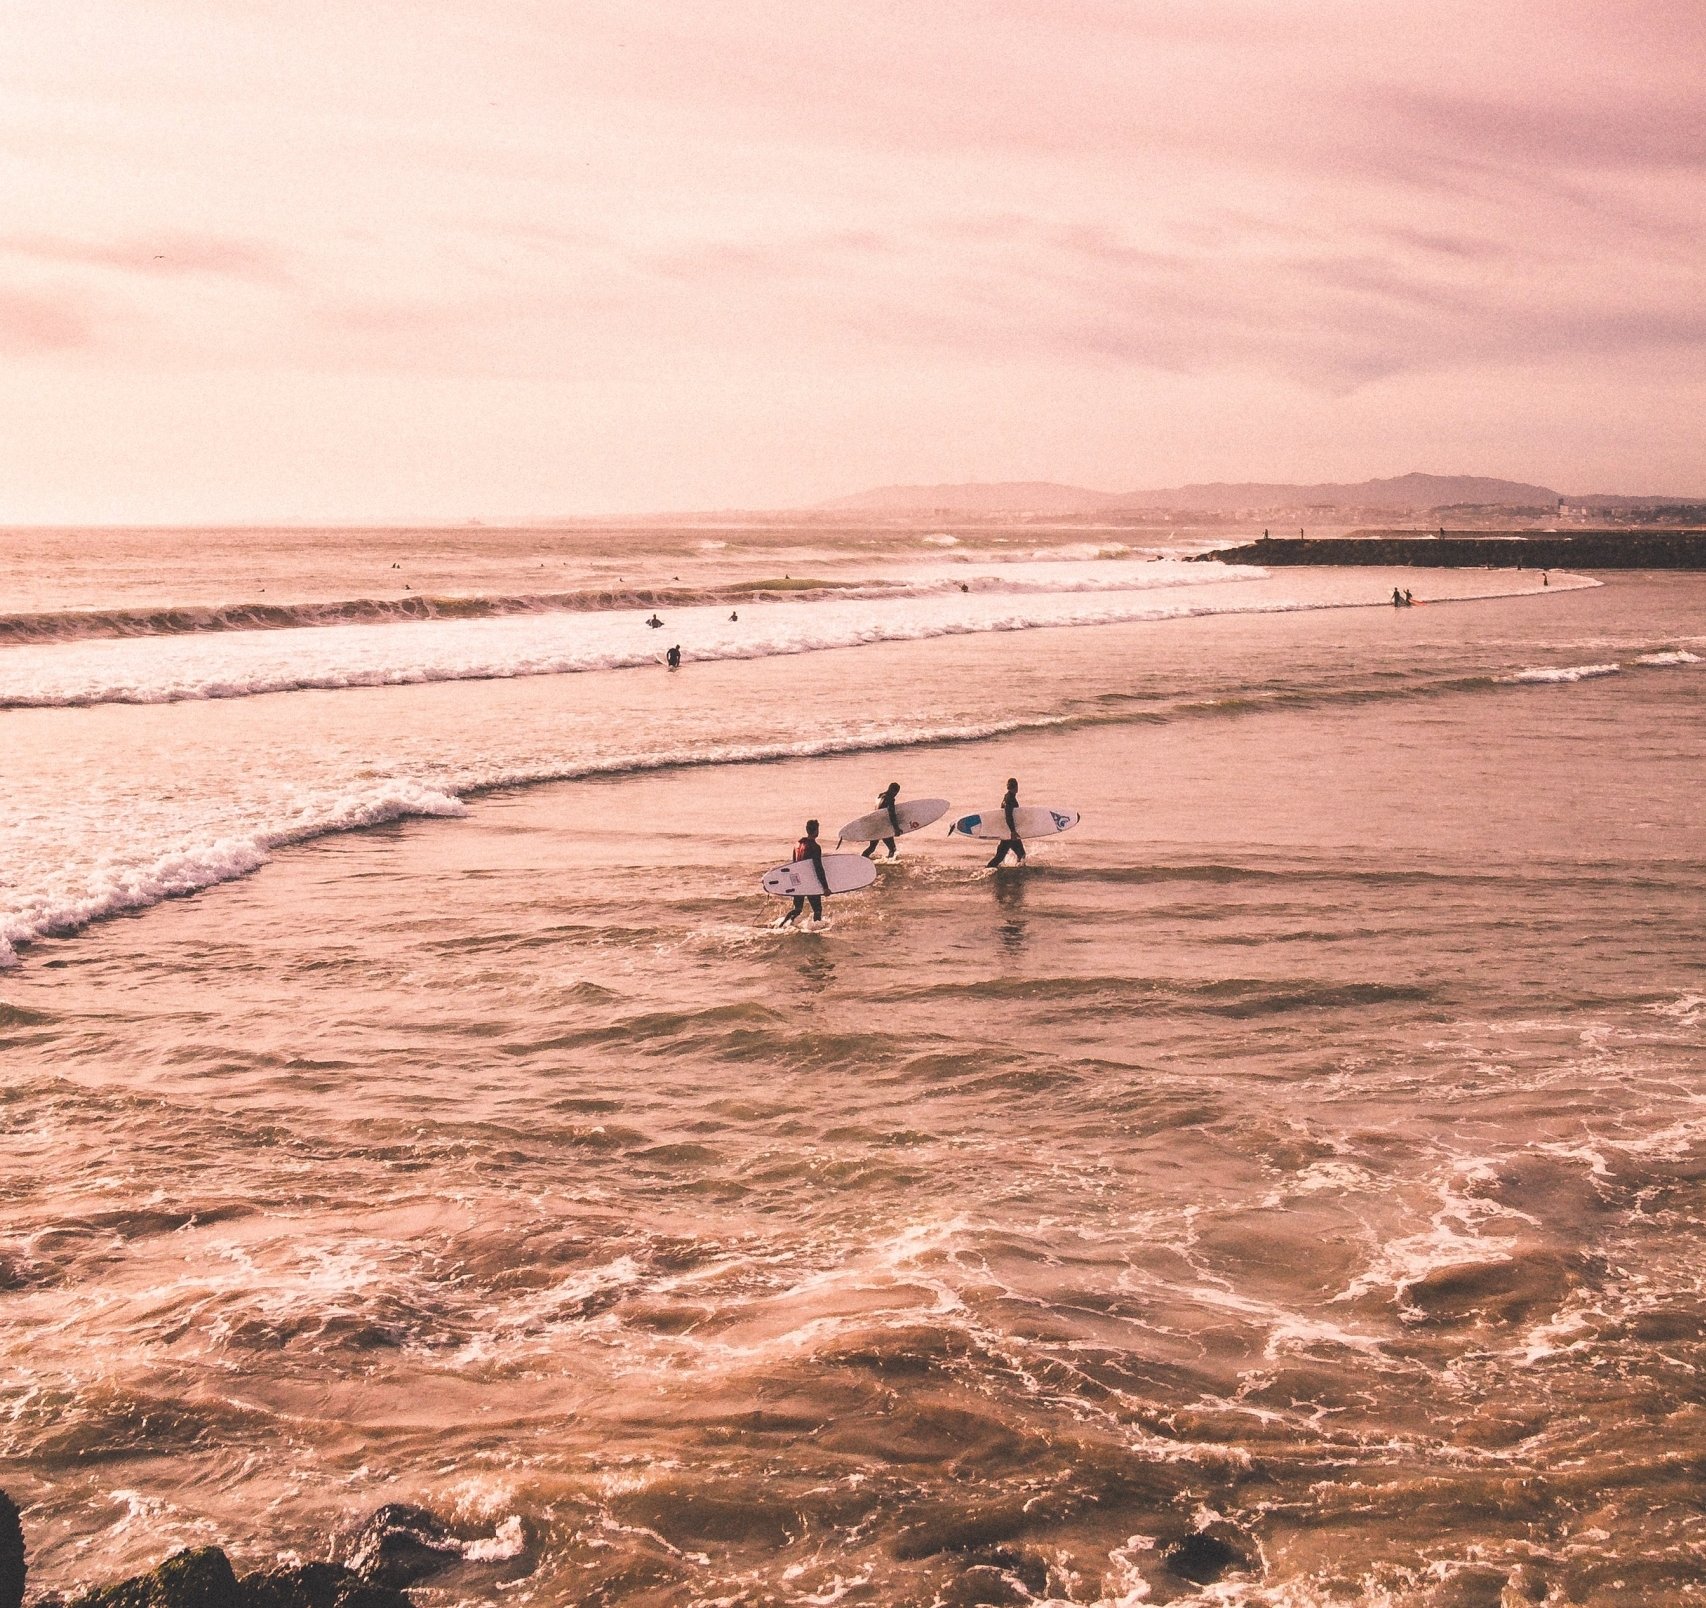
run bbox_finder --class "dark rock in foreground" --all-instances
[66,1546,242,1608]
[47,1549,413,1608]
[240,1562,410,1608]
[342,1507,463,1592]
[2,1490,24,1608]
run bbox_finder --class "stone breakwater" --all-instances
[0,1497,530,1608]
[1196,530,1706,568]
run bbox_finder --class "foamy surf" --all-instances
[1501,662,1621,684]
[0,557,1239,645]
[0,568,1280,709]
[0,780,465,967]
[0,713,1071,965]
[0,564,1585,711]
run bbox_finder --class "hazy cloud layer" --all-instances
[1,0,1702,516]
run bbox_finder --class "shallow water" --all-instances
[3,531,1703,1605]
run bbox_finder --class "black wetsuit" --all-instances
[988,786,1025,866]
[863,788,901,859]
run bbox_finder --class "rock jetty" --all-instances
[1198,530,1706,569]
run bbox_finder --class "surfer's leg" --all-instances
[861,841,878,859]
[778,896,805,927]
[882,837,897,858]
[807,895,823,921]
[986,839,1011,867]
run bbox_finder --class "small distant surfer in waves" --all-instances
[987,777,1026,868]
[646,613,664,628]
[861,782,903,859]
[777,819,828,928]
[665,644,681,669]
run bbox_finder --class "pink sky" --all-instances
[2,0,1702,519]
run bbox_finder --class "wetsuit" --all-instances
[780,835,827,925]
[988,786,1025,866]
[863,787,902,859]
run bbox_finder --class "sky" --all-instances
[2,0,1703,519]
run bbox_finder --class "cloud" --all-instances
[0,288,92,354]
[0,232,285,280]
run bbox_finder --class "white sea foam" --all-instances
[0,564,1272,709]
[1635,649,1702,666]
[0,779,465,966]
[1500,662,1621,684]
[0,712,1081,966]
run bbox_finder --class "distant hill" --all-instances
[818,472,1562,516]
[820,481,1120,515]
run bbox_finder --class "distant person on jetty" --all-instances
[777,820,828,928]
[665,645,681,669]
[987,778,1026,868]
[1542,571,1550,587]
[862,782,903,860]
[1393,587,1404,607]
[1403,589,1413,606]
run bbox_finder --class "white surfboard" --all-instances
[836,797,950,845]
[948,806,1080,841]
[760,853,880,899]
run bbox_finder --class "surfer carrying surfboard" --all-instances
[860,783,903,860]
[777,820,829,927]
[987,778,1026,868]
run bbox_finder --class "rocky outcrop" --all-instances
[65,1546,243,1608]
[340,1508,462,1593]
[1,1490,24,1608]
[240,1563,408,1608]
[4,1490,517,1608]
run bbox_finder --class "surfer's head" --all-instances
[805,819,820,836]
[1006,777,1018,792]
[884,782,899,797]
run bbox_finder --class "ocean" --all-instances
[2,523,1703,1606]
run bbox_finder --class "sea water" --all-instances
[2,523,1702,1605]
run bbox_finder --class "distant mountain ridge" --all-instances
[820,472,1567,515]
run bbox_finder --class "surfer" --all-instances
[645,614,663,628]
[777,820,827,928]
[665,645,681,669]
[1392,587,1404,607]
[987,778,1026,868]
[861,782,903,860]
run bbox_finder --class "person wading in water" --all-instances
[988,777,1026,867]
[777,820,829,927]
[862,782,903,859]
